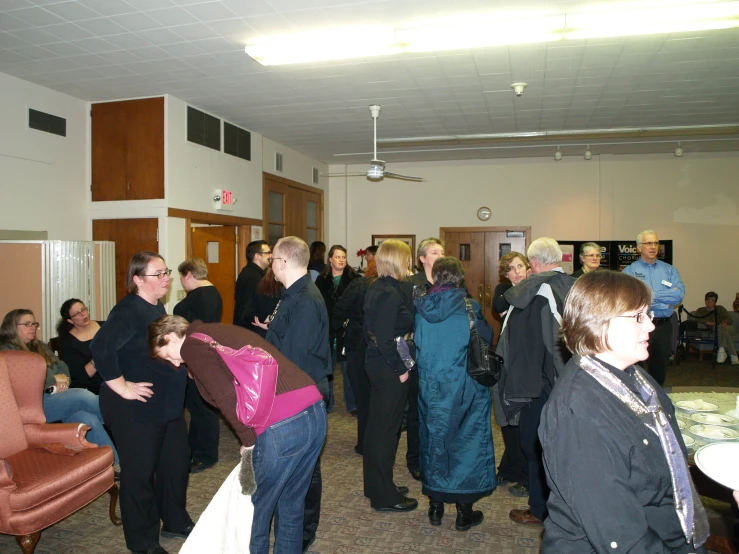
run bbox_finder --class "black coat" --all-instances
[315,267,359,357]
[233,262,265,327]
[332,276,371,353]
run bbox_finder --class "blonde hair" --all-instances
[376,239,411,281]
[178,258,208,280]
[416,237,444,270]
[275,236,310,269]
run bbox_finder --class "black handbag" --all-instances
[464,299,501,387]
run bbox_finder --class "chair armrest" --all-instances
[24,423,95,450]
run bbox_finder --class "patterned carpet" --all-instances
[1,357,737,554]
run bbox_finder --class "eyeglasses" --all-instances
[143,269,172,279]
[258,250,272,256]
[615,311,654,324]
[582,254,601,259]
[640,242,659,247]
[17,321,40,328]
[70,307,89,318]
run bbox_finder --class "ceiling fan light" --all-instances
[584,147,592,160]
[674,143,684,157]
[554,148,563,161]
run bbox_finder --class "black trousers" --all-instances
[498,424,529,484]
[405,368,420,472]
[346,347,370,453]
[647,318,673,386]
[105,411,192,551]
[303,376,329,543]
[185,377,220,465]
[519,393,549,521]
[363,366,410,508]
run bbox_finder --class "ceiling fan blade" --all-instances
[384,171,425,182]
[320,172,366,177]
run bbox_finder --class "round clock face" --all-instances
[477,206,492,221]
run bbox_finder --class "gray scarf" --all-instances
[578,356,709,549]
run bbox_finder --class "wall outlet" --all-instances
[177,290,187,301]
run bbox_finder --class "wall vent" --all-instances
[29,108,66,137]
[187,106,220,151]
[224,121,251,161]
[275,152,284,172]
[312,167,319,184]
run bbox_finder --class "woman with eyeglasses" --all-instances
[0,308,119,468]
[571,242,602,278]
[57,298,104,394]
[539,270,709,553]
[91,251,193,554]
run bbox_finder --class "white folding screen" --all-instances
[39,241,115,342]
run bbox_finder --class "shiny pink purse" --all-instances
[190,333,278,428]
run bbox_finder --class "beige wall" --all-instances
[328,152,739,309]
[0,244,43,331]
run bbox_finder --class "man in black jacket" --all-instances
[233,240,270,327]
[498,237,575,528]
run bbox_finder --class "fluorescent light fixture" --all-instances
[245,1,739,66]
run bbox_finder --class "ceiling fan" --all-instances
[323,105,425,182]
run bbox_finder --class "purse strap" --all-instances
[190,332,237,356]
[464,299,478,334]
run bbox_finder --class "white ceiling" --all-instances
[2,0,739,164]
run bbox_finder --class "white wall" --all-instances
[166,95,264,219]
[0,72,88,240]
[329,152,739,309]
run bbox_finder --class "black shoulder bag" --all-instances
[464,299,502,387]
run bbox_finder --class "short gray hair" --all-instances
[274,236,309,269]
[579,242,601,257]
[527,237,562,266]
[636,229,658,244]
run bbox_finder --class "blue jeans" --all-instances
[43,389,119,465]
[250,401,327,554]
[328,348,356,413]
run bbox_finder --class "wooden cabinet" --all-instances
[91,97,164,201]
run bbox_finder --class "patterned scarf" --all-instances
[578,355,709,548]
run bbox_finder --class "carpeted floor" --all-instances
[1,358,737,554]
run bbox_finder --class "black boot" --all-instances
[428,500,444,526]
[455,502,483,531]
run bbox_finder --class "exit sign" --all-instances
[213,188,234,211]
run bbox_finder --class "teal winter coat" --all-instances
[414,287,496,501]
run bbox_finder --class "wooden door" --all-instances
[442,229,528,341]
[263,173,323,244]
[92,218,158,302]
[91,102,127,201]
[191,225,236,324]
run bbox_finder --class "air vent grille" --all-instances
[224,121,251,161]
[29,108,66,137]
[275,152,284,172]
[187,106,220,151]
[312,167,319,184]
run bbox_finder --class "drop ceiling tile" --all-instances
[170,22,220,40]
[188,36,237,53]
[42,22,94,40]
[43,1,102,21]
[0,13,29,31]
[158,40,204,56]
[220,0,275,17]
[43,40,92,57]
[127,45,172,60]
[7,6,66,26]
[71,36,120,52]
[0,49,30,63]
[182,1,238,22]
[74,17,128,36]
[107,12,162,32]
[7,25,60,44]
[136,26,184,45]
[243,13,293,34]
[0,31,32,48]
[104,32,154,49]
[10,44,57,60]
[124,0,177,10]
[146,6,200,26]
[76,0,138,16]
[0,0,34,10]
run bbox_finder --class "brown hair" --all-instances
[498,251,530,281]
[0,309,57,367]
[376,239,411,281]
[256,267,284,297]
[364,257,378,279]
[178,257,208,280]
[148,315,190,358]
[561,270,652,356]
[127,251,165,294]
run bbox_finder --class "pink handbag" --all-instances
[190,333,278,428]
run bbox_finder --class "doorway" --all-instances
[440,227,530,340]
[190,225,236,324]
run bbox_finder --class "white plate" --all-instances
[682,434,695,447]
[675,400,719,412]
[690,413,739,427]
[689,424,739,441]
[694,443,739,490]
[677,419,686,430]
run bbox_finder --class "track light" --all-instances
[584,146,592,160]
[553,147,562,161]
[674,142,684,157]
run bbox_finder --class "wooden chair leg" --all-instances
[108,483,122,526]
[16,532,40,554]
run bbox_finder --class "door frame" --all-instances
[439,226,531,245]
[167,208,261,272]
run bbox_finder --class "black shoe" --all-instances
[349,409,358,416]
[374,497,419,512]
[160,522,194,540]
[455,503,484,531]
[190,460,216,474]
[396,485,409,495]
[509,483,529,497]
[428,501,444,526]
[302,536,315,553]
[131,546,169,554]
[353,445,363,456]
[409,469,422,481]
[496,472,512,486]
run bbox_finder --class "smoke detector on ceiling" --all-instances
[511,82,527,97]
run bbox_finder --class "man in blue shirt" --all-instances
[622,229,684,385]
[266,235,331,553]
